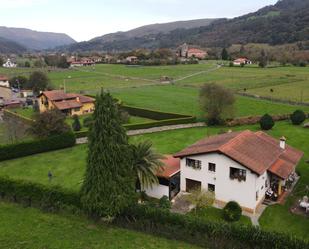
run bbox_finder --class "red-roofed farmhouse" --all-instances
[173,130,303,213]
[38,90,95,116]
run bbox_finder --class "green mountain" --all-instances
[63,0,309,52]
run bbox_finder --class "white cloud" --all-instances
[0,0,47,8]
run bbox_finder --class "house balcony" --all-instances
[264,172,299,205]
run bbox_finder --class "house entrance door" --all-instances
[186,178,201,193]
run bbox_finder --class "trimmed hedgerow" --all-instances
[115,205,309,249]
[0,132,76,161]
[0,176,81,212]
[121,105,193,121]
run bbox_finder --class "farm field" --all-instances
[112,85,309,118]
[0,202,200,249]
[0,120,308,239]
[2,63,309,103]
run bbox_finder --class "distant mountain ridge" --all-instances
[63,19,219,52]
[63,0,309,52]
[0,36,26,53]
[0,26,76,51]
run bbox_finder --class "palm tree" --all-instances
[131,140,165,189]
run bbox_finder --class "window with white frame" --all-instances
[208,163,216,172]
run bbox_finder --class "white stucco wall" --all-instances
[143,184,169,199]
[180,153,267,211]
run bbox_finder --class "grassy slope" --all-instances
[112,85,309,118]
[0,202,200,249]
[189,207,252,226]
[1,121,309,239]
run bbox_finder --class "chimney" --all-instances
[280,136,286,149]
[76,96,80,102]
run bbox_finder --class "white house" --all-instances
[0,75,9,87]
[3,59,17,68]
[142,155,180,200]
[174,130,303,213]
[233,58,252,66]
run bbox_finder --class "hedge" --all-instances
[121,105,193,120]
[0,176,81,211]
[0,132,76,161]
[115,205,308,249]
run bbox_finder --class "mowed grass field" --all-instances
[0,202,200,249]
[1,120,309,239]
[2,63,308,103]
[112,85,309,118]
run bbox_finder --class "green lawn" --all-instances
[0,202,200,249]
[0,120,309,238]
[188,207,252,226]
[112,85,309,119]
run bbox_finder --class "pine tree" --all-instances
[221,48,229,60]
[81,90,135,218]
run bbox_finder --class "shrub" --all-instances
[260,114,275,130]
[290,110,306,125]
[223,201,242,222]
[159,196,171,209]
[0,132,76,161]
[0,176,81,212]
[72,115,81,132]
[115,205,309,249]
[83,116,94,128]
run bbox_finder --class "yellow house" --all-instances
[38,90,95,116]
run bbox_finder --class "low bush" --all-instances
[83,116,93,128]
[260,114,275,130]
[72,115,81,132]
[290,110,306,125]
[115,205,308,249]
[223,201,242,222]
[0,176,81,212]
[158,196,171,209]
[0,132,76,161]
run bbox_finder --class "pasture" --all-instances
[0,202,199,249]
[0,120,308,238]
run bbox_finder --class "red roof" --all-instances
[40,91,94,104]
[156,155,180,179]
[53,100,83,110]
[174,130,303,179]
[188,48,206,54]
[0,75,8,81]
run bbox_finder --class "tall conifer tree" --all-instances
[81,90,135,217]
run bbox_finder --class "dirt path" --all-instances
[76,122,206,144]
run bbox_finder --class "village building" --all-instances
[172,130,303,213]
[233,58,252,66]
[177,43,207,60]
[70,58,95,67]
[38,90,95,116]
[126,56,138,64]
[2,59,17,68]
[0,75,9,88]
[142,155,180,200]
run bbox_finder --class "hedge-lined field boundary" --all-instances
[75,105,196,138]
[3,109,34,125]
[116,205,309,249]
[0,132,76,162]
[0,176,307,249]
[0,176,81,212]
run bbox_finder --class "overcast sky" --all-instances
[0,0,278,42]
